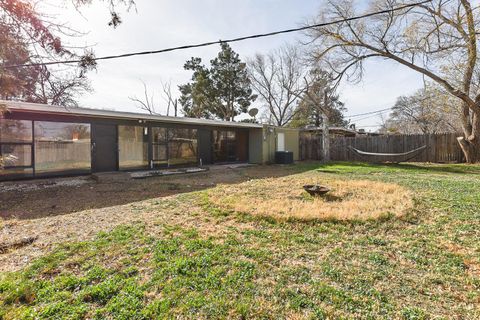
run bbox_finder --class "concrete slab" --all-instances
[129,167,209,179]
[91,172,131,183]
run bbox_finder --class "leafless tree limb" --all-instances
[129,80,159,115]
[307,0,480,162]
[248,46,308,126]
[160,80,179,117]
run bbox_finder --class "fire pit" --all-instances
[303,185,330,196]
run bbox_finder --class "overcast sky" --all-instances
[48,0,425,131]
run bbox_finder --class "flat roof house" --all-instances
[0,101,299,181]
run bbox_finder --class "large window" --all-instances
[213,130,237,163]
[152,127,168,168]
[168,128,198,166]
[0,119,33,179]
[151,127,198,167]
[0,119,33,143]
[34,121,91,175]
[119,126,148,169]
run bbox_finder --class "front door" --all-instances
[277,133,285,151]
[92,124,118,173]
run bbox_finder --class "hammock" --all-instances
[348,145,427,163]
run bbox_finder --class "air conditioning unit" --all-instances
[275,151,294,164]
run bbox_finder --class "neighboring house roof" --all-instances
[301,126,358,137]
[0,100,263,129]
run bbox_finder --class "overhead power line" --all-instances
[350,111,392,122]
[346,107,393,118]
[4,0,433,69]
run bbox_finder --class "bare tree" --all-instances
[24,67,92,108]
[302,73,334,162]
[386,85,462,134]
[377,113,392,134]
[248,46,307,126]
[307,0,480,162]
[161,80,179,117]
[129,80,159,115]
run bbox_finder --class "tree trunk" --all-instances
[458,136,480,163]
[322,114,330,162]
[458,110,480,163]
[315,110,321,127]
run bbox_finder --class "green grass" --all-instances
[1,162,479,319]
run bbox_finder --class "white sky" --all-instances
[46,0,424,131]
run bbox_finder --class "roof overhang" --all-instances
[0,100,263,129]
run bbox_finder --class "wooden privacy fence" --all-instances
[300,132,465,163]
[299,132,324,161]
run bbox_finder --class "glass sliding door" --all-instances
[168,128,198,166]
[152,127,168,168]
[0,119,34,179]
[34,121,91,175]
[151,127,198,168]
[213,130,237,163]
[118,126,148,170]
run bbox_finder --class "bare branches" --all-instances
[72,0,136,28]
[307,0,480,160]
[307,0,480,115]
[24,66,92,107]
[386,84,462,134]
[286,68,347,129]
[129,80,158,115]
[128,80,180,116]
[248,46,307,126]
[161,80,179,117]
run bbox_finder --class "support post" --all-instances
[322,114,330,163]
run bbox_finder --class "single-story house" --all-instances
[0,101,299,181]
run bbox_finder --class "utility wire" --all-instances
[348,110,393,122]
[350,113,388,123]
[3,0,433,69]
[346,107,393,118]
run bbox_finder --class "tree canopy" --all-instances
[179,43,257,121]
[290,69,347,128]
[384,84,462,134]
[307,0,480,162]
[0,0,132,106]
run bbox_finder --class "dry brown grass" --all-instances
[208,173,413,222]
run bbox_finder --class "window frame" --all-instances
[0,120,35,173]
[33,120,92,176]
[150,126,199,168]
[213,129,237,163]
[167,128,198,166]
[118,125,149,170]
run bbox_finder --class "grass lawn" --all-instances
[0,162,479,319]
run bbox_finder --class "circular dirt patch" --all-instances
[208,174,413,222]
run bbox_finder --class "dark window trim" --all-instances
[150,127,169,168]
[149,126,199,168]
[2,165,34,170]
[0,142,35,175]
[34,120,92,176]
[0,119,35,173]
[0,141,34,146]
[213,129,239,163]
[118,125,149,170]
